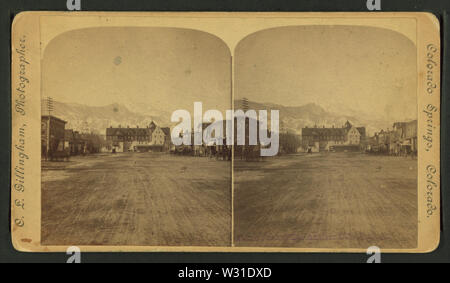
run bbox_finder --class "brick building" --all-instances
[41,115,67,158]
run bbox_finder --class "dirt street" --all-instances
[41,152,231,246]
[42,151,417,249]
[234,152,417,249]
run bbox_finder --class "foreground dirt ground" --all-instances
[42,151,417,249]
[42,152,231,246]
[234,152,417,249]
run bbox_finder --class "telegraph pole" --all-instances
[46,97,54,154]
[242,97,249,112]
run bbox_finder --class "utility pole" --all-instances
[46,97,54,154]
[242,97,249,112]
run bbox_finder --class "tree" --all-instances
[279,132,301,154]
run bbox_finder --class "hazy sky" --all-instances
[43,25,417,125]
[235,25,417,123]
[42,27,231,118]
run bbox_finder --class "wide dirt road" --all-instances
[42,153,231,246]
[234,152,417,249]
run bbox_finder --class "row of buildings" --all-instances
[300,119,418,155]
[41,115,173,159]
[367,120,418,155]
[42,113,418,158]
[42,115,109,158]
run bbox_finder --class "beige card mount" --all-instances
[11,12,440,252]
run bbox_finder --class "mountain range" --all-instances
[233,100,393,135]
[44,101,163,135]
[44,100,397,136]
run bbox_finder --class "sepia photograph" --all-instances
[233,26,418,249]
[39,27,232,246]
[10,12,440,253]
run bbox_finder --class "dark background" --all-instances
[0,0,448,263]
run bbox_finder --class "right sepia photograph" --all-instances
[233,25,418,249]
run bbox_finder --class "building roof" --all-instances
[106,127,151,137]
[302,125,366,138]
[406,120,417,127]
[42,115,67,124]
[149,121,157,131]
[106,122,172,137]
[356,127,366,137]
[393,122,406,128]
[161,127,171,136]
[344,120,352,129]
[302,127,347,136]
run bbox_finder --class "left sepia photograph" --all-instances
[40,27,232,246]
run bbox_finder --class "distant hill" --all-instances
[46,99,394,137]
[234,99,392,136]
[44,101,163,135]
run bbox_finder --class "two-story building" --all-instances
[105,122,170,152]
[302,121,366,152]
[386,120,417,155]
[41,115,67,158]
